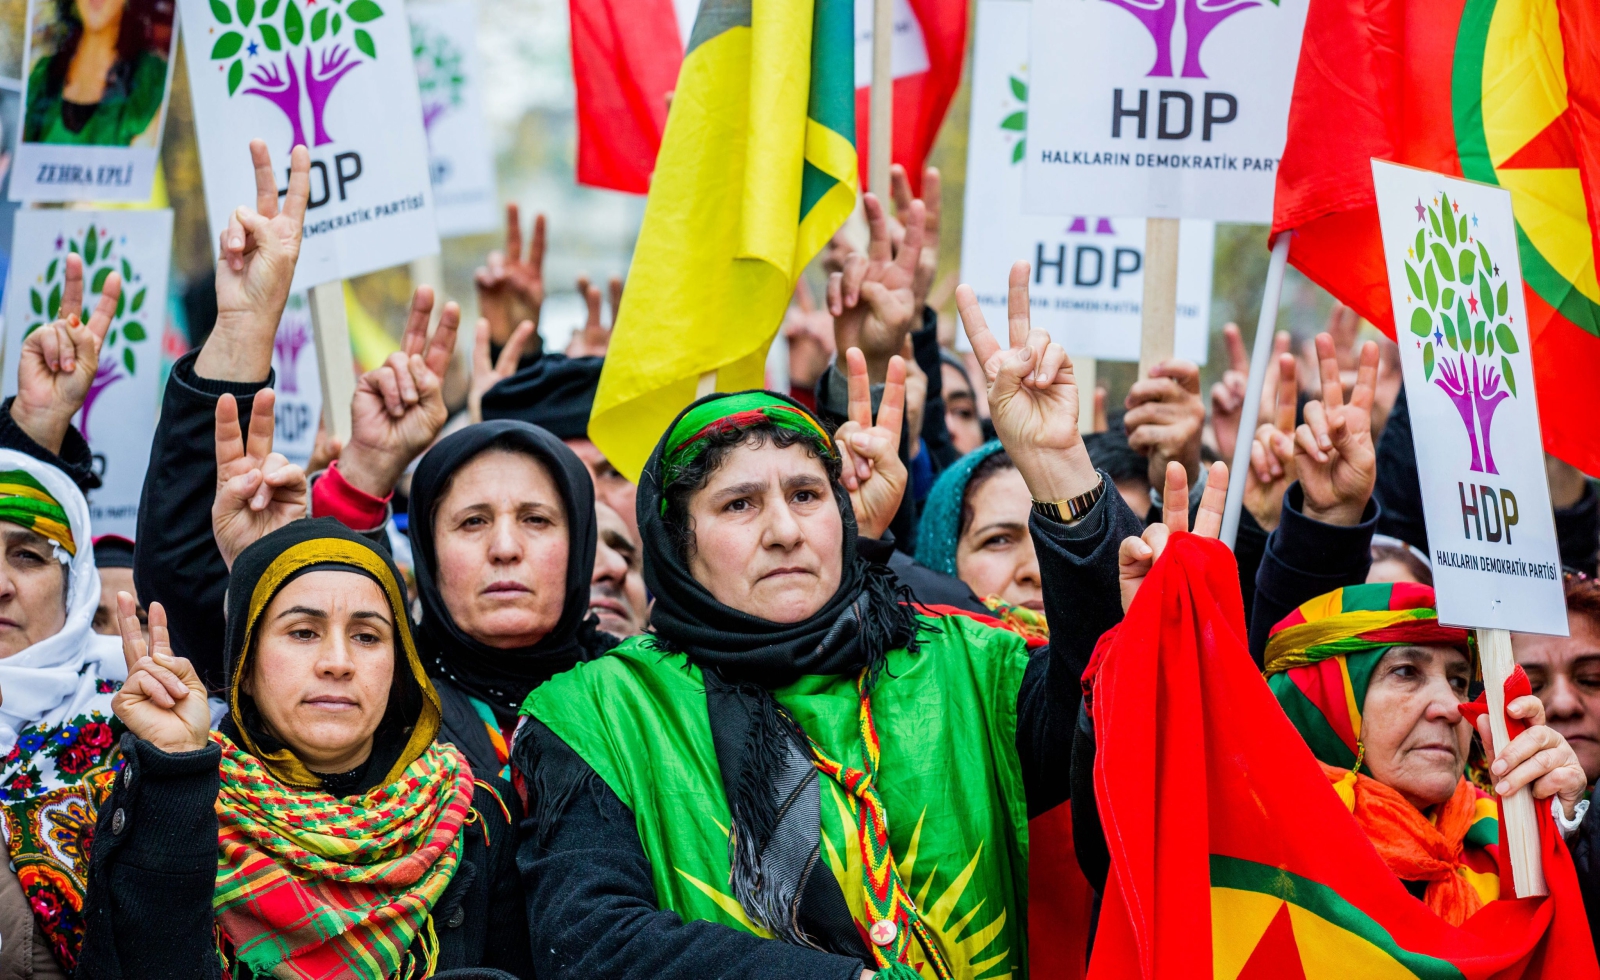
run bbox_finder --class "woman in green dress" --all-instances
[24,0,169,147]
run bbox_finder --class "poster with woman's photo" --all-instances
[8,0,178,201]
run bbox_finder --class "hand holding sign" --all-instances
[12,253,122,455]
[1295,333,1380,528]
[340,287,462,498]
[201,141,311,383]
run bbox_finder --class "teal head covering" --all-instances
[914,440,1007,576]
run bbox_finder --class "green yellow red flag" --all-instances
[588,0,857,481]
[1274,0,1600,475]
[1082,533,1599,979]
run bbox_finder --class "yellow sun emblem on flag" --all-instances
[1456,0,1600,334]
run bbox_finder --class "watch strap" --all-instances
[1032,475,1106,524]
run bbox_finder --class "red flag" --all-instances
[571,0,965,197]
[569,0,685,194]
[1272,0,1600,475]
[1084,532,1599,979]
[851,0,967,197]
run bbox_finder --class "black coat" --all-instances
[512,472,1142,980]
[74,735,533,979]
[0,396,101,492]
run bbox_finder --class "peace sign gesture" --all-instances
[340,287,462,497]
[1295,332,1380,527]
[833,348,908,540]
[828,193,924,382]
[12,252,121,454]
[1118,461,1230,612]
[476,204,547,347]
[955,262,1099,505]
[469,314,536,423]
[111,597,211,755]
[213,389,306,570]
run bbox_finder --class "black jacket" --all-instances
[75,735,533,979]
[133,351,275,692]
[512,471,1142,980]
[0,396,101,492]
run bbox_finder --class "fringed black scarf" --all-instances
[639,390,923,955]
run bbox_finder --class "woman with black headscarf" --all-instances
[401,420,614,777]
[75,519,532,979]
[512,327,1144,978]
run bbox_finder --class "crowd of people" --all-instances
[0,137,1592,980]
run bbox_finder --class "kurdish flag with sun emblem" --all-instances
[1081,533,1598,980]
[1273,0,1600,475]
[589,0,857,481]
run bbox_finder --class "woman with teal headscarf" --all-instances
[915,440,1048,640]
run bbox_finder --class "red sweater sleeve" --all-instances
[311,460,391,531]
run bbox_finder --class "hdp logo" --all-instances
[1104,0,1279,78]
[273,316,310,394]
[1402,190,1522,474]
[411,20,465,135]
[204,0,386,150]
[24,225,150,442]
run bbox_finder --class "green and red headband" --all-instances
[659,392,836,502]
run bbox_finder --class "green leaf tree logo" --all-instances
[204,0,385,150]
[1401,190,1520,474]
[25,225,151,442]
[411,20,465,135]
[1001,70,1026,165]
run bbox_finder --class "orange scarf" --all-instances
[1321,761,1496,925]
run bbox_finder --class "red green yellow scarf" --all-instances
[212,733,474,980]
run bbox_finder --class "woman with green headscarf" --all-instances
[1263,581,1588,926]
[515,287,1144,978]
[74,519,533,979]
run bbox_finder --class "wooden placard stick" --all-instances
[1138,216,1180,379]
[309,280,355,444]
[1478,625,1547,897]
[697,370,718,399]
[869,0,893,201]
[1072,355,1098,432]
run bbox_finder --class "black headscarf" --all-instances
[480,353,604,441]
[220,518,438,797]
[639,390,919,954]
[407,420,606,722]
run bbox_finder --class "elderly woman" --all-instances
[76,519,532,979]
[915,440,1047,639]
[1265,581,1587,923]
[514,273,1144,979]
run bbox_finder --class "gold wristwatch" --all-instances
[1031,475,1107,525]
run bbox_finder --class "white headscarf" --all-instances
[0,450,125,799]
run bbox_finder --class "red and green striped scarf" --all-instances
[212,733,474,980]
[659,391,835,506]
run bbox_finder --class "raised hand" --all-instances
[12,253,121,453]
[469,314,536,423]
[1295,332,1380,527]
[111,597,211,754]
[1208,324,1248,460]
[828,192,923,382]
[833,348,908,540]
[1244,351,1299,531]
[475,203,546,347]
[890,164,941,321]
[1118,460,1229,612]
[340,287,461,498]
[955,262,1099,504]
[201,140,311,383]
[213,389,306,569]
[565,275,611,357]
[1125,359,1205,489]
[783,278,836,390]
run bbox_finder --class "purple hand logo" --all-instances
[1403,191,1521,475]
[24,226,151,442]
[1103,0,1278,78]
[207,0,386,151]
[274,318,310,395]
